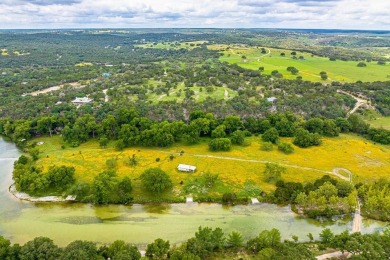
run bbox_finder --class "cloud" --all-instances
[23,0,82,5]
[0,0,389,29]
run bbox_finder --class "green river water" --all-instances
[0,137,387,248]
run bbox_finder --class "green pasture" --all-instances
[217,46,390,82]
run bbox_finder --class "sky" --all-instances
[1,0,389,30]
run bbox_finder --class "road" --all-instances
[352,200,362,233]
[337,90,373,117]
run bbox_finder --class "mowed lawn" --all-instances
[217,46,390,82]
[33,134,390,197]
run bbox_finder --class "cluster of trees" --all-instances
[2,225,390,260]
[358,179,390,221]
[13,156,75,194]
[4,109,387,158]
[0,227,314,260]
[318,228,390,260]
[269,175,356,218]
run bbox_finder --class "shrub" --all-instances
[140,168,173,194]
[262,128,279,144]
[260,142,273,151]
[277,142,294,154]
[208,138,231,151]
[222,193,237,204]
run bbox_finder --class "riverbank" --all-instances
[9,184,76,202]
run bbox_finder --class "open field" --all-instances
[33,134,390,200]
[365,116,390,130]
[215,45,390,82]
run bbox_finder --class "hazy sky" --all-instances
[1,0,389,30]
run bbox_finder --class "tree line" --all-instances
[1,225,390,260]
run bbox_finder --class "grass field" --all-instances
[365,116,390,130]
[214,45,390,82]
[33,134,390,201]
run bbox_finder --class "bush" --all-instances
[222,193,237,204]
[277,142,294,154]
[293,128,322,148]
[208,138,231,151]
[260,142,273,151]
[262,128,279,144]
[140,168,173,194]
[230,130,245,145]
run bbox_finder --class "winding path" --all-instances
[337,90,373,117]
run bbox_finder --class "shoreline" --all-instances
[8,184,76,202]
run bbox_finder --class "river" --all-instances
[0,137,387,247]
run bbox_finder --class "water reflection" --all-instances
[143,203,172,214]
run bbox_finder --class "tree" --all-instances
[287,66,299,75]
[20,237,61,260]
[306,118,324,134]
[211,125,226,139]
[145,238,170,259]
[223,116,243,134]
[28,147,40,161]
[319,228,334,245]
[92,170,118,204]
[320,71,328,80]
[307,233,314,243]
[46,165,75,190]
[323,119,340,137]
[230,130,245,145]
[186,227,225,258]
[293,128,322,148]
[99,136,109,148]
[208,138,231,151]
[107,240,141,260]
[0,236,11,259]
[117,177,133,204]
[37,116,54,137]
[226,231,243,249]
[61,240,101,260]
[140,168,173,194]
[222,192,237,204]
[262,128,279,144]
[264,163,286,183]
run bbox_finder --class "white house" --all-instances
[71,97,93,105]
[266,97,277,103]
[177,164,196,173]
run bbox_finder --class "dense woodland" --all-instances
[1,225,390,260]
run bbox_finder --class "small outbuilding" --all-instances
[71,97,93,105]
[267,97,277,103]
[177,164,196,173]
